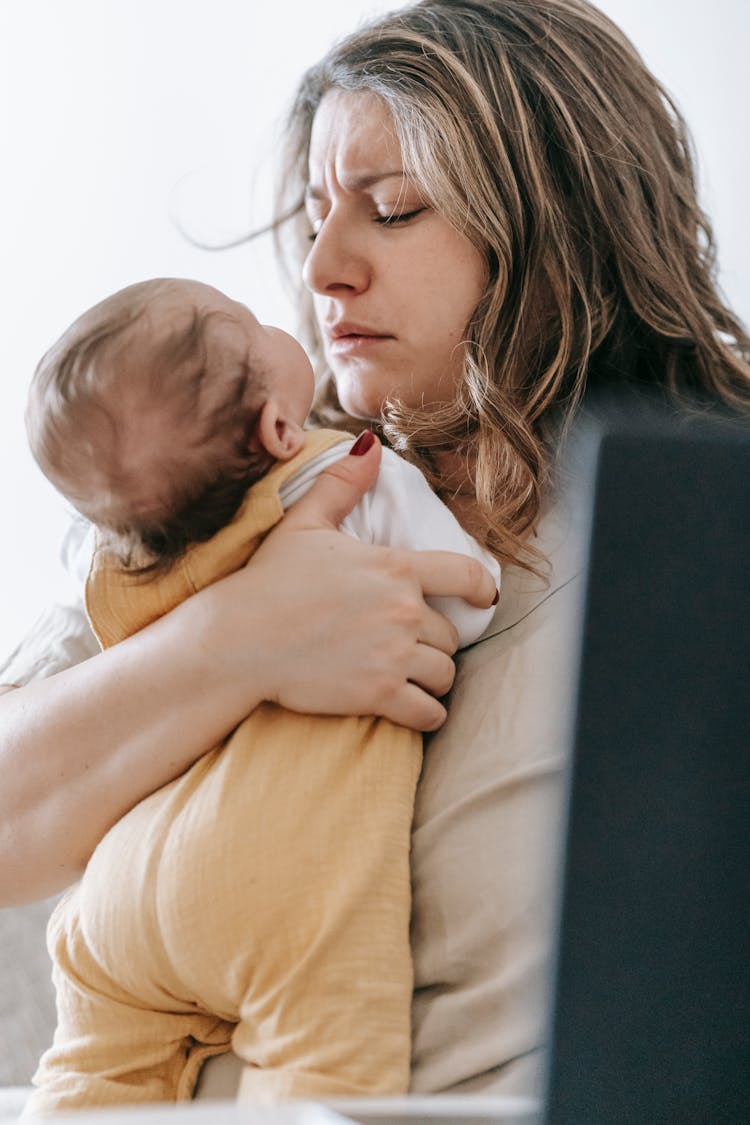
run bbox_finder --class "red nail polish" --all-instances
[491,589,500,606]
[349,430,375,456]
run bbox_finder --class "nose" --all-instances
[302,211,371,297]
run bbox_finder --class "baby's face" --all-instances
[245,320,316,428]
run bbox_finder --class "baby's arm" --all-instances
[340,447,501,648]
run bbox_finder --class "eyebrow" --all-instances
[304,171,406,201]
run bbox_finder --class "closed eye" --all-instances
[306,206,426,242]
[375,208,426,226]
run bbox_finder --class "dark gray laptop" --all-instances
[543,408,750,1124]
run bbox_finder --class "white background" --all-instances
[1,0,748,653]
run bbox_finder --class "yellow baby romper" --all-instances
[26,430,422,1115]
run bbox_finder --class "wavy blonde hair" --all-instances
[273,0,750,568]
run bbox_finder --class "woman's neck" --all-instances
[433,449,488,545]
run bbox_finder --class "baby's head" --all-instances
[27,278,315,571]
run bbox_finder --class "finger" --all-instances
[381,682,448,733]
[408,643,457,698]
[283,432,383,531]
[419,605,460,656]
[412,550,499,608]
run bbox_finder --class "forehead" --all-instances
[307,89,405,193]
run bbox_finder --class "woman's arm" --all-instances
[0,439,497,906]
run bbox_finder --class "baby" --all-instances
[23,279,500,1115]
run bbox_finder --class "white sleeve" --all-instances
[0,515,98,687]
[340,448,501,648]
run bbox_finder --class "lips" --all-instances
[326,320,390,341]
[325,321,394,355]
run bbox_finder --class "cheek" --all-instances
[415,267,485,368]
[418,234,485,327]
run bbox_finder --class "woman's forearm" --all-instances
[0,589,270,906]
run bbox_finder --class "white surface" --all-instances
[3,1091,541,1125]
[0,1087,29,1125]
[18,1102,353,1124]
[0,1091,348,1124]
[327,1095,540,1124]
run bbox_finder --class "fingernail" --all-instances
[491,588,500,606]
[349,430,375,456]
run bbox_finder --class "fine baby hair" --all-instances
[26,279,275,574]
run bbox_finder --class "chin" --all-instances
[333,381,385,424]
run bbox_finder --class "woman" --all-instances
[3,0,749,1102]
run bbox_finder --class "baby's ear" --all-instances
[251,400,305,462]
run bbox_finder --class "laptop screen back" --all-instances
[544,415,750,1124]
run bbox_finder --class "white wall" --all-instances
[1,0,748,653]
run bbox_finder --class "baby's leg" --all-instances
[23,893,233,1116]
[27,708,421,1111]
[213,707,423,1100]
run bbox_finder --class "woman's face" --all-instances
[303,89,487,421]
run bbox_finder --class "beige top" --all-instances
[410,499,586,1096]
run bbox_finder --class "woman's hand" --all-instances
[195,433,498,731]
